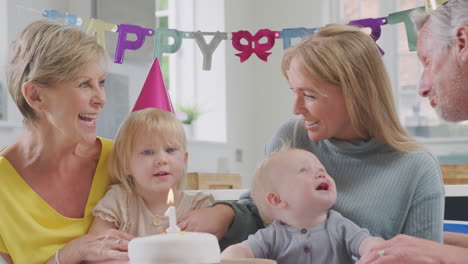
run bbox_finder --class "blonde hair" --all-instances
[251,143,293,225]
[108,108,187,194]
[6,20,107,125]
[281,24,420,152]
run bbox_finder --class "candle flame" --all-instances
[167,188,174,205]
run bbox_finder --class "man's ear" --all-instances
[266,192,287,208]
[21,81,45,111]
[455,25,468,62]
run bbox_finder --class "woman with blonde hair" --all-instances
[179,24,445,251]
[0,20,132,263]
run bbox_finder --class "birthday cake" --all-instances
[128,231,221,264]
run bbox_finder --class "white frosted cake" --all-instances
[129,232,221,264]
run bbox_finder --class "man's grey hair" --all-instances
[411,0,468,49]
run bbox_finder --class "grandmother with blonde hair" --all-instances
[0,20,132,263]
[179,24,445,252]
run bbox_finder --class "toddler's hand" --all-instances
[178,204,235,240]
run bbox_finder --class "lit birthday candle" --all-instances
[164,188,180,233]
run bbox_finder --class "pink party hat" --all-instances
[132,58,174,113]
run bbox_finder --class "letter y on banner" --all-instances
[192,31,227,71]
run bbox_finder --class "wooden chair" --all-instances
[440,164,468,185]
[184,189,247,201]
[183,172,242,190]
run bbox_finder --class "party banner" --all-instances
[42,5,428,70]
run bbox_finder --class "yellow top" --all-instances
[0,137,112,264]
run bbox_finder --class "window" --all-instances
[155,0,170,87]
[170,1,227,143]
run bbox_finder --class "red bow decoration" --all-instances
[232,29,280,62]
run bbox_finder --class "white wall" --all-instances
[172,0,227,143]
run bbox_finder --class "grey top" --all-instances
[244,210,370,264]
[219,118,444,248]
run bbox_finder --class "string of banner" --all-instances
[41,1,443,71]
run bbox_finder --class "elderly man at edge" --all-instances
[358,1,468,263]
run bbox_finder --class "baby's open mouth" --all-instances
[316,182,329,191]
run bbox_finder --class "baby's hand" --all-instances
[221,243,255,259]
